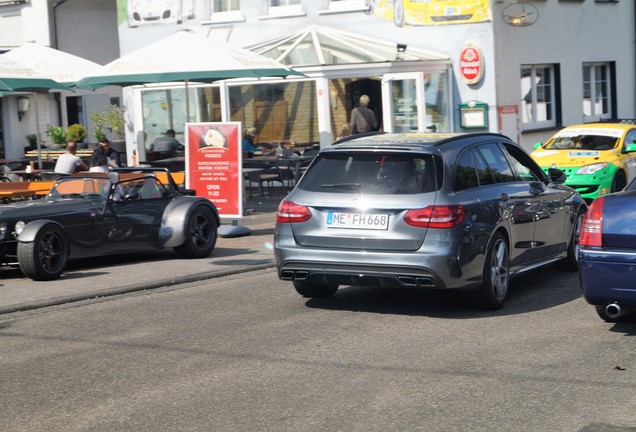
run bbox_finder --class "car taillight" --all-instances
[579,197,604,247]
[276,200,311,223]
[404,205,466,229]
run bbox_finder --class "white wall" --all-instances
[54,0,119,65]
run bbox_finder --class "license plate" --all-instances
[326,212,389,230]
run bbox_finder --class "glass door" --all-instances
[381,73,426,133]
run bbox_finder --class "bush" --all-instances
[47,125,67,146]
[67,124,87,143]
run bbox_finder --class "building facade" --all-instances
[1,0,634,162]
[113,0,635,165]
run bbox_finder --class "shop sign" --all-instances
[185,122,243,219]
[459,45,483,85]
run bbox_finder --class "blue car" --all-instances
[579,180,636,322]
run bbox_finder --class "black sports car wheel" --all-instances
[174,206,218,258]
[472,232,509,310]
[293,281,338,298]
[17,224,69,281]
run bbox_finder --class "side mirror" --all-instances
[548,167,566,184]
[533,142,543,150]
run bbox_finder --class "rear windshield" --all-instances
[298,152,438,194]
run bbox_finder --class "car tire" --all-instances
[471,232,509,310]
[555,209,585,271]
[393,0,405,27]
[17,224,69,281]
[293,281,338,298]
[612,170,627,193]
[173,206,218,258]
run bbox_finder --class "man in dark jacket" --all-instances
[350,94,378,134]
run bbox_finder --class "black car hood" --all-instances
[0,198,101,222]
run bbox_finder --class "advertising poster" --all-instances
[372,0,491,27]
[185,122,242,219]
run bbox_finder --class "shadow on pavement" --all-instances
[302,264,583,319]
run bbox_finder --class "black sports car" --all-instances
[0,168,219,280]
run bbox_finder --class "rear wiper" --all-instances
[320,183,362,190]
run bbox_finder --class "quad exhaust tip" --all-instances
[280,270,309,281]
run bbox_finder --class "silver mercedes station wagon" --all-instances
[274,132,586,309]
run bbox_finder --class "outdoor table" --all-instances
[242,167,267,200]
[140,157,185,172]
[246,154,315,184]
[8,169,47,181]
[0,181,55,203]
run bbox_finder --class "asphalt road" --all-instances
[1,266,635,432]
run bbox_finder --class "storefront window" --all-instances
[141,86,220,149]
[391,79,419,133]
[425,71,449,132]
[141,80,318,154]
[228,80,318,151]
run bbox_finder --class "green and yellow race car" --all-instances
[531,123,636,202]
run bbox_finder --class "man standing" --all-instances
[98,138,121,167]
[350,94,378,134]
[54,141,89,174]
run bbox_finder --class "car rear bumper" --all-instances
[579,249,636,307]
[274,243,482,291]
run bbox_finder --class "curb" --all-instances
[0,261,277,315]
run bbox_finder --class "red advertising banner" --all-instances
[185,122,242,218]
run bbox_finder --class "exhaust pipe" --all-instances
[280,270,310,281]
[605,303,624,319]
[280,270,295,280]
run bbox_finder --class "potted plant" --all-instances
[67,123,87,144]
[25,133,39,152]
[47,125,67,149]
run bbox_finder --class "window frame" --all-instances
[318,0,370,14]
[582,62,613,122]
[520,64,559,131]
[261,0,305,18]
[205,0,244,24]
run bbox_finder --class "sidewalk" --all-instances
[0,186,288,315]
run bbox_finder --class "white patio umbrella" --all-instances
[4,42,102,85]
[74,30,304,120]
[0,55,70,167]
[0,55,69,92]
[4,44,101,166]
[75,30,303,90]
